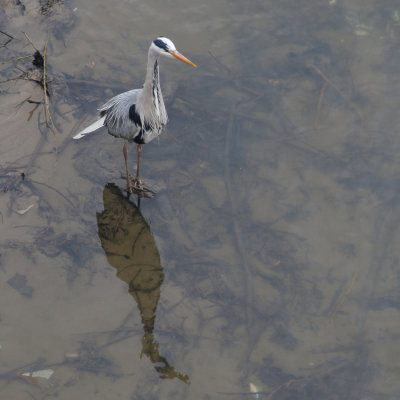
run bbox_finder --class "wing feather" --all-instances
[73,116,106,139]
[74,89,143,141]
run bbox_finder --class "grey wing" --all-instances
[99,89,143,140]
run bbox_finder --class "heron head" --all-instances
[152,37,197,68]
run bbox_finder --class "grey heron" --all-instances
[73,36,197,194]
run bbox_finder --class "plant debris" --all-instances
[32,50,44,69]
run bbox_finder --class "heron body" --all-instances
[73,37,197,194]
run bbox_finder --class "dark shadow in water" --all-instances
[96,183,189,383]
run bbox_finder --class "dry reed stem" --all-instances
[21,32,56,135]
[42,38,56,136]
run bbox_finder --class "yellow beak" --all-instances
[170,50,197,68]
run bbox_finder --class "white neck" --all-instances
[143,46,159,91]
[136,45,167,127]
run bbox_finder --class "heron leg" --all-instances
[136,144,142,181]
[130,143,144,190]
[123,141,134,193]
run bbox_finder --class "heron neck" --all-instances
[137,48,167,126]
[143,50,160,95]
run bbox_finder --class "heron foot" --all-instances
[126,177,156,198]
[130,177,144,191]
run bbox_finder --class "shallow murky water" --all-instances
[2,0,400,399]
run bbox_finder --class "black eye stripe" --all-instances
[153,39,168,51]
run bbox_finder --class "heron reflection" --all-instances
[96,183,189,383]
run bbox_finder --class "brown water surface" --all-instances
[1,0,400,399]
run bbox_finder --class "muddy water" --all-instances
[1,0,400,399]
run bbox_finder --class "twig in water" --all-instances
[1,55,32,65]
[28,179,75,208]
[209,50,232,75]
[23,32,40,53]
[28,102,41,121]
[0,30,14,47]
[314,80,327,128]
[224,105,254,350]
[266,378,306,400]
[308,63,372,155]
[330,272,357,323]
[308,63,363,121]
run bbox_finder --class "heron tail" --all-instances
[73,116,106,139]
